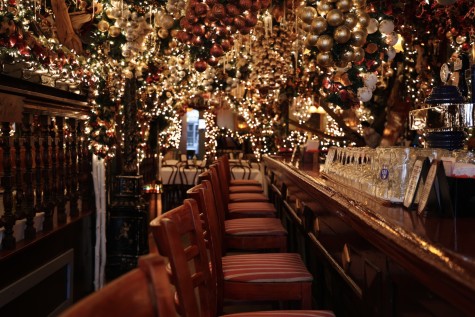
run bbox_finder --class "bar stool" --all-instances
[188,181,287,253]
[150,199,335,317]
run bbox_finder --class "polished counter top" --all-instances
[264,155,475,315]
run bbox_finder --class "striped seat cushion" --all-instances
[228,202,276,218]
[225,218,286,236]
[229,185,264,193]
[222,311,336,317]
[230,179,261,186]
[222,253,313,282]
[229,192,269,202]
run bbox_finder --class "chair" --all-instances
[150,200,335,317]
[59,254,175,317]
[202,168,277,219]
[187,181,287,253]
[221,155,261,187]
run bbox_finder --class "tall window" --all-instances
[186,109,199,155]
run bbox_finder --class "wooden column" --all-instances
[49,117,58,224]
[1,122,15,249]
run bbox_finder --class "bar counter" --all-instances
[264,155,475,317]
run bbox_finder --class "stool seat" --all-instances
[229,192,269,202]
[223,311,335,317]
[225,218,286,236]
[228,202,276,218]
[222,253,313,283]
[230,179,261,186]
[229,185,264,193]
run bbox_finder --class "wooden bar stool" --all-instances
[188,181,287,253]
[59,254,175,317]
[201,168,277,219]
[221,155,262,187]
[150,199,335,317]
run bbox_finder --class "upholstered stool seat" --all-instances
[230,179,262,186]
[228,202,276,219]
[223,311,335,317]
[225,218,286,236]
[222,253,313,283]
[229,185,264,193]
[229,192,269,202]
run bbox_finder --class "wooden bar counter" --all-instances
[264,156,475,317]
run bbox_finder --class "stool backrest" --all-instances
[60,254,175,317]
[150,199,217,317]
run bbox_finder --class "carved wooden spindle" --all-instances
[22,113,36,239]
[64,118,72,217]
[1,122,16,249]
[40,115,53,231]
[49,118,58,220]
[67,118,78,217]
[33,116,43,223]
[77,120,84,213]
[14,122,24,220]
[56,116,66,223]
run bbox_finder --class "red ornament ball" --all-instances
[210,43,224,57]
[195,60,208,72]
[462,42,471,51]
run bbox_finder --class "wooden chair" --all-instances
[221,155,262,187]
[202,167,277,219]
[187,181,287,253]
[59,254,175,317]
[150,199,335,317]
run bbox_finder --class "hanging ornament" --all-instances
[98,20,110,32]
[334,25,351,44]
[336,0,352,12]
[327,9,345,27]
[317,52,334,67]
[378,19,395,35]
[340,47,355,63]
[366,18,379,34]
[316,35,334,52]
[300,6,317,24]
[344,12,358,29]
[353,46,365,62]
[311,17,328,35]
[351,29,367,47]
[357,11,370,28]
[305,34,320,47]
[357,86,372,102]
[317,1,332,15]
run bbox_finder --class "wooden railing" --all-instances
[0,74,94,250]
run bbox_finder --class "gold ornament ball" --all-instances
[336,0,352,13]
[334,25,351,44]
[161,14,175,30]
[305,34,320,47]
[353,0,366,8]
[317,1,333,16]
[357,11,370,28]
[344,12,358,29]
[316,34,334,52]
[353,47,365,62]
[340,47,355,63]
[300,6,317,24]
[327,9,345,27]
[351,29,367,47]
[98,20,110,32]
[109,26,121,37]
[158,28,169,39]
[317,52,334,67]
[310,16,327,34]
